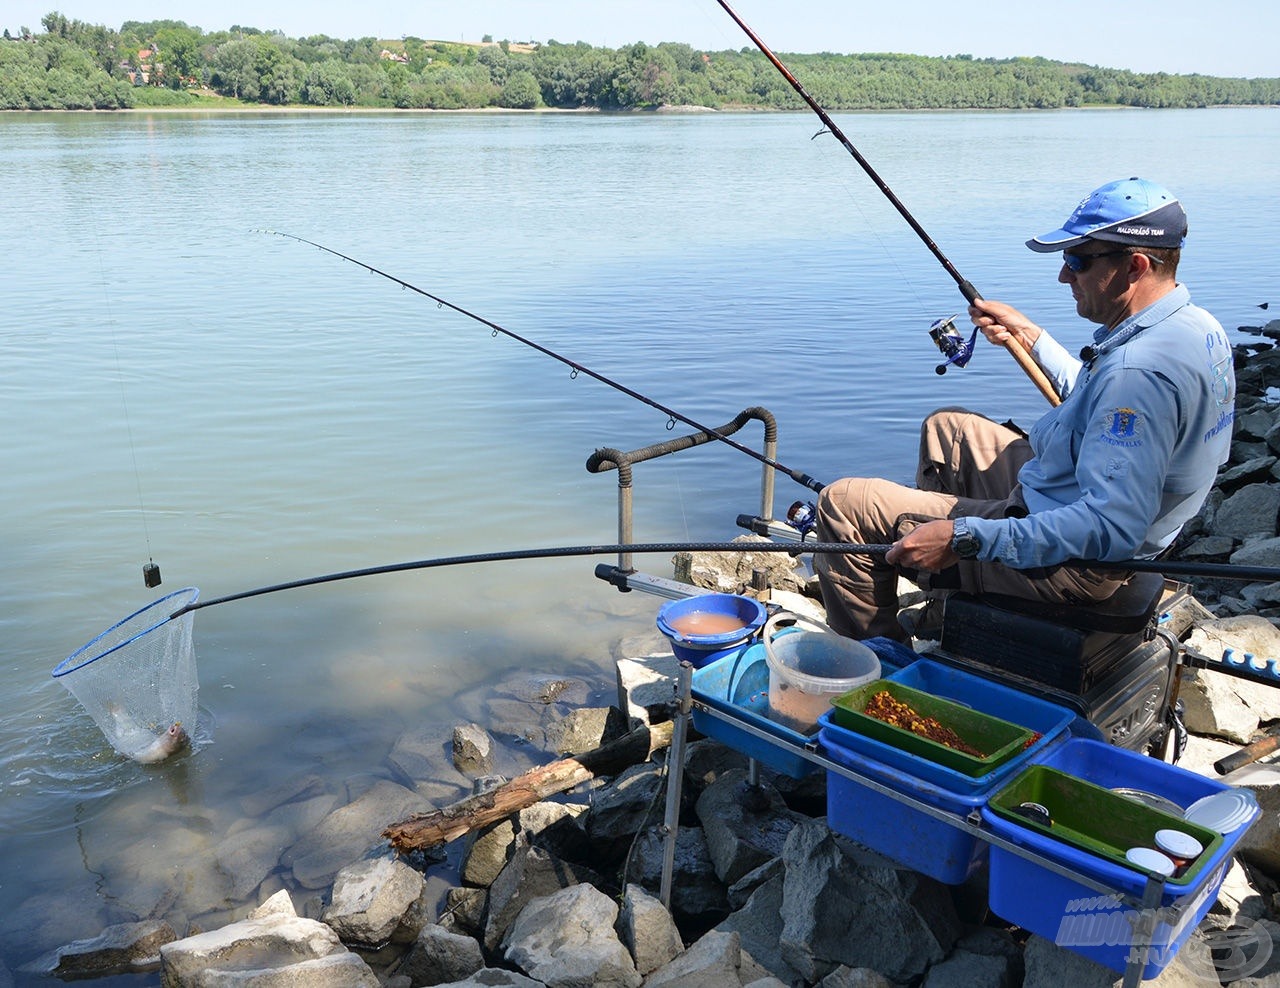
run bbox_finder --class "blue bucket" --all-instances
[656,593,767,668]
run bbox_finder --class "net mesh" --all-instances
[53,587,199,762]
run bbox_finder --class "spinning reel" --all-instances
[929,315,979,375]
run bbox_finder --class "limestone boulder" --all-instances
[158,890,378,987]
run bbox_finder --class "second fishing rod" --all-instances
[263,230,825,496]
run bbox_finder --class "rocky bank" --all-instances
[10,328,1280,987]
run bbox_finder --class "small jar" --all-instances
[1154,829,1203,875]
[1125,846,1176,876]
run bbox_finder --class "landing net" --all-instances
[52,587,199,762]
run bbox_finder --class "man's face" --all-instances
[1059,245,1136,329]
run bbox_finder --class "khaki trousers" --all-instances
[813,408,1127,640]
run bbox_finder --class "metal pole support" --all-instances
[659,662,693,909]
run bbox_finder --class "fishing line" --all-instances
[89,224,162,588]
[260,229,826,493]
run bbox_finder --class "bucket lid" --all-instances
[1183,789,1256,834]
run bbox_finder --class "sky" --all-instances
[3,0,1278,79]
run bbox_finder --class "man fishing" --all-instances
[814,177,1236,641]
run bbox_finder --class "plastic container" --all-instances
[762,614,879,732]
[690,634,903,779]
[827,659,1074,792]
[830,679,1036,777]
[980,738,1259,977]
[986,766,1223,883]
[656,593,767,668]
[820,732,990,884]
[692,641,818,778]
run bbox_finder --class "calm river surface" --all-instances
[1,106,1278,980]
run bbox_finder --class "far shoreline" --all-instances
[5,102,1273,116]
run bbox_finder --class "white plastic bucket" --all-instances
[763,613,879,732]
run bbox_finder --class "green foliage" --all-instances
[3,12,1279,113]
[500,69,540,109]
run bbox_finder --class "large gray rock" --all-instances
[625,825,730,928]
[617,883,683,977]
[214,822,295,901]
[1218,459,1280,493]
[282,780,432,890]
[582,761,666,860]
[673,535,809,595]
[1237,784,1280,879]
[615,653,680,725]
[482,844,604,952]
[159,890,378,987]
[1233,536,1280,570]
[430,971,544,987]
[716,873,805,984]
[23,921,175,980]
[503,884,641,988]
[644,929,748,988]
[695,769,806,886]
[920,947,1017,988]
[387,723,477,803]
[542,705,627,755]
[1181,616,1280,741]
[1020,935,1117,988]
[1213,484,1280,539]
[322,856,425,947]
[778,820,962,983]
[818,968,898,987]
[397,924,485,986]
[462,802,587,888]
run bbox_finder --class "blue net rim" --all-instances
[52,587,200,679]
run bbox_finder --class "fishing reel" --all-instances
[929,315,979,375]
[786,500,818,539]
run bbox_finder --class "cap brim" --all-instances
[1026,229,1090,252]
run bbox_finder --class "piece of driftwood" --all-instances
[383,719,675,851]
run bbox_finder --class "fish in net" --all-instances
[53,587,199,764]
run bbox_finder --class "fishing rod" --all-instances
[263,230,826,494]
[714,0,1061,408]
[169,541,887,617]
[168,540,1280,620]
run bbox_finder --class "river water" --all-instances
[1,106,1278,980]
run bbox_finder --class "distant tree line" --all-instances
[3,11,1278,112]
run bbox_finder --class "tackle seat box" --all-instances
[937,571,1168,694]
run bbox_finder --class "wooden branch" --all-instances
[383,719,675,852]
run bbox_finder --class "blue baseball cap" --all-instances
[1026,177,1187,252]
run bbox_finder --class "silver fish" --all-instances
[131,722,190,764]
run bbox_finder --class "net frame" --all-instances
[53,587,200,761]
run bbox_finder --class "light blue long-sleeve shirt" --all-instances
[967,284,1235,568]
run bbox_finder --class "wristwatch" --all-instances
[951,517,980,559]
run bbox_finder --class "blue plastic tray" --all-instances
[980,738,1260,977]
[817,659,1074,794]
[821,731,989,884]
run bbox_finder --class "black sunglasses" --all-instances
[1061,249,1133,273]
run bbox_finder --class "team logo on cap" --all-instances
[1102,407,1144,448]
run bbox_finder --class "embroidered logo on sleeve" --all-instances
[1101,407,1144,449]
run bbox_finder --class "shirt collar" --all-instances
[1091,283,1191,347]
